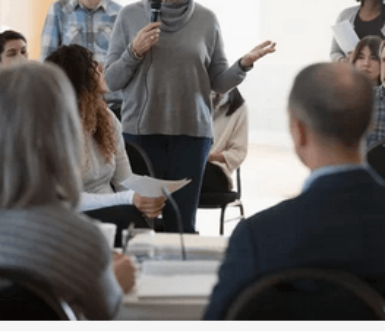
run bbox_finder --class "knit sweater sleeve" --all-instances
[105,8,142,92]
[330,6,359,62]
[109,110,133,192]
[208,18,247,94]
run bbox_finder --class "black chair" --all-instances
[198,168,244,235]
[124,141,155,177]
[0,267,77,320]
[225,268,385,320]
[366,137,385,181]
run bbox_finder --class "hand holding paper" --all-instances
[123,174,191,198]
[133,193,165,219]
[331,20,360,56]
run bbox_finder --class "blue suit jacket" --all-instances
[203,169,385,320]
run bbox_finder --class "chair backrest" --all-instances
[0,267,77,320]
[225,268,385,320]
[366,137,385,181]
[124,141,155,177]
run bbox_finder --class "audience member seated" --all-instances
[200,88,248,194]
[204,62,385,320]
[367,40,385,149]
[0,62,135,320]
[351,35,382,85]
[0,30,28,67]
[45,45,165,247]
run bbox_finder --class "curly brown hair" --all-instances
[45,44,116,164]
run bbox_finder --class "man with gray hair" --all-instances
[204,63,385,320]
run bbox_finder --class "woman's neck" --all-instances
[360,0,383,20]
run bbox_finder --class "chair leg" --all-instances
[239,203,245,218]
[220,205,227,236]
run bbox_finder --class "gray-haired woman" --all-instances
[0,62,134,319]
[105,0,275,233]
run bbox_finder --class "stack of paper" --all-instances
[126,233,228,261]
[136,274,218,301]
[136,260,220,300]
[141,260,221,276]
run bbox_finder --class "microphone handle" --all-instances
[151,10,160,23]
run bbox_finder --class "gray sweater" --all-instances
[0,203,122,320]
[105,0,247,138]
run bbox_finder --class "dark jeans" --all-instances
[123,133,212,233]
[84,205,150,247]
[201,162,230,193]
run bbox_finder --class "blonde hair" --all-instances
[0,62,83,208]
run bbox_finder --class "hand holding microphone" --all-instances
[132,22,161,58]
[131,0,162,58]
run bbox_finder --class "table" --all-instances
[116,233,228,320]
[116,292,208,320]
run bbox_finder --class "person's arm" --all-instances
[330,7,356,62]
[104,9,160,91]
[79,191,135,212]
[109,111,132,192]
[203,219,258,320]
[219,105,249,173]
[113,253,136,293]
[40,3,61,61]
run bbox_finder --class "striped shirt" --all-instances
[0,203,122,320]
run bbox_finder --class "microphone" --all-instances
[150,0,162,22]
[162,187,187,260]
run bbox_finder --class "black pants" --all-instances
[200,162,229,193]
[84,205,150,247]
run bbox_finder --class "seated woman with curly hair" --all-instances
[46,45,165,246]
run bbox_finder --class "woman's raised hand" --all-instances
[241,40,276,68]
[132,22,161,57]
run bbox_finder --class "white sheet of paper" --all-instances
[136,274,218,299]
[123,174,191,197]
[331,20,360,55]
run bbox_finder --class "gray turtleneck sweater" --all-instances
[105,0,247,138]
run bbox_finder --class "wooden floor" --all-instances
[196,143,309,237]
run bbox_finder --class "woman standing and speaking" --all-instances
[105,0,275,233]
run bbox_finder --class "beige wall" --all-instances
[0,0,53,59]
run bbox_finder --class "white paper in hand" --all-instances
[331,20,360,55]
[123,174,191,197]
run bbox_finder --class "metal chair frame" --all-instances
[199,168,245,235]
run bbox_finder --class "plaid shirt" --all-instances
[367,85,385,149]
[40,0,121,65]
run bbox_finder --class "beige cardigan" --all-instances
[210,103,248,190]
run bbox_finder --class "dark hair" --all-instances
[0,30,26,59]
[288,63,373,147]
[352,35,382,64]
[45,44,116,163]
[213,88,245,116]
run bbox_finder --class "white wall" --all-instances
[116,0,354,146]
